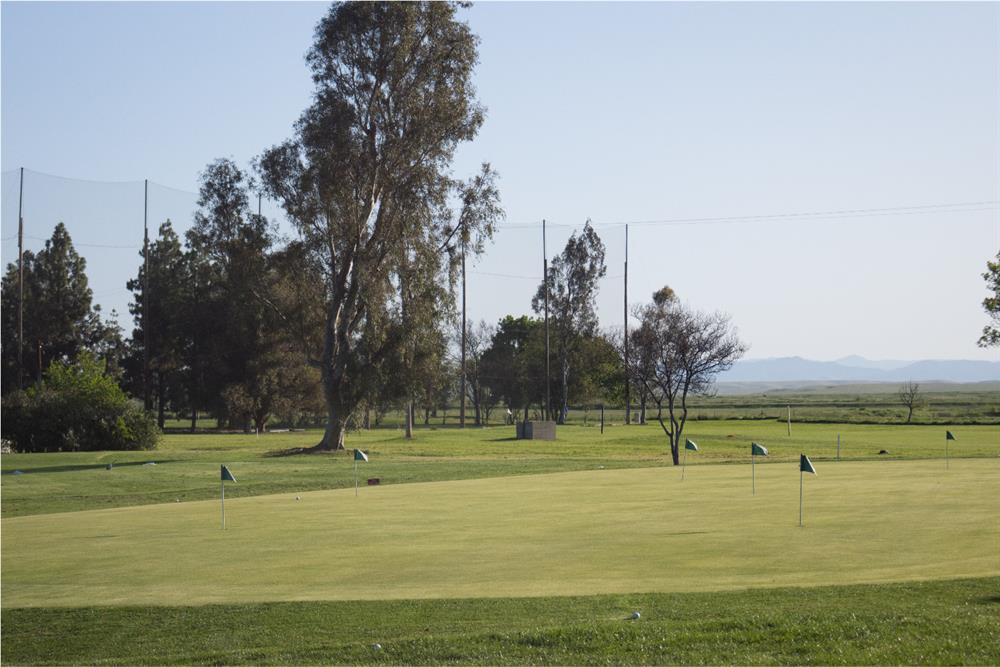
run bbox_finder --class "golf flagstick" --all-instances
[799,466,803,527]
[220,465,237,529]
[353,448,368,496]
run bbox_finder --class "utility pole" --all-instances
[543,219,550,421]
[17,167,24,389]
[460,219,467,428]
[143,179,151,411]
[624,224,630,425]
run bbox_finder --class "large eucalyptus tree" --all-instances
[258,2,500,450]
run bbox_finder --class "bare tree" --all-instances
[623,288,746,464]
[898,380,921,424]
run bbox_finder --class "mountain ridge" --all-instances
[719,356,1000,383]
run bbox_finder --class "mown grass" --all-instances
[3,421,998,517]
[3,577,998,665]
[4,459,997,608]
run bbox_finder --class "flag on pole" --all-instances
[946,431,956,440]
[799,453,816,527]
[945,431,955,469]
[681,439,697,480]
[751,442,767,495]
[354,449,368,496]
[220,465,236,530]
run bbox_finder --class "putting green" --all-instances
[3,458,998,608]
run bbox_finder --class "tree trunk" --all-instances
[906,406,913,424]
[405,400,413,439]
[639,390,647,425]
[156,371,166,429]
[190,407,197,433]
[317,417,346,450]
[254,411,268,434]
[314,386,348,450]
[656,409,680,465]
[558,353,569,425]
[363,407,371,430]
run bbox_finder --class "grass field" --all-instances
[2,418,999,664]
[3,421,998,517]
[3,578,998,665]
[4,458,998,607]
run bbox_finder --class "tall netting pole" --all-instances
[624,224,630,425]
[543,219,550,422]
[17,167,24,389]
[143,179,150,411]
[460,220,467,429]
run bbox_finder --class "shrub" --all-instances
[1,353,159,452]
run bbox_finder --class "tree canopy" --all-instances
[258,1,500,449]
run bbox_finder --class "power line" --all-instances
[500,200,999,230]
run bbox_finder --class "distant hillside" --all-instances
[718,356,1000,383]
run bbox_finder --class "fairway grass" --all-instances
[3,577,999,665]
[4,458,998,608]
[3,421,999,517]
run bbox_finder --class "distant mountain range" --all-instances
[718,356,1000,383]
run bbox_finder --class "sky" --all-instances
[2,1,998,362]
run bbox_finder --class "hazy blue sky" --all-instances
[3,2,998,361]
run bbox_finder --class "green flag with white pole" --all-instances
[681,439,698,480]
[220,465,236,529]
[799,454,816,527]
[751,442,768,495]
[354,449,368,496]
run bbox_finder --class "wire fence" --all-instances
[3,166,998,338]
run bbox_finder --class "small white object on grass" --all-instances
[631,611,641,620]
[372,643,382,651]
[296,496,301,501]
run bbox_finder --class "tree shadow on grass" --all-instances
[974,595,1000,605]
[3,460,178,474]
[264,446,345,458]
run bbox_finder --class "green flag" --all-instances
[685,439,699,451]
[751,442,768,456]
[354,449,368,462]
[800,454,816,475]
[946,431,956,441]
[221,465,237,482]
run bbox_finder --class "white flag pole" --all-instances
[221,477,226,530]
[752,452,756,496]
[681,444,687,481]
[799,467,803,527]
[354,456,358,496]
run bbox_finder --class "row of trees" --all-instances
[1,3,749,463]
